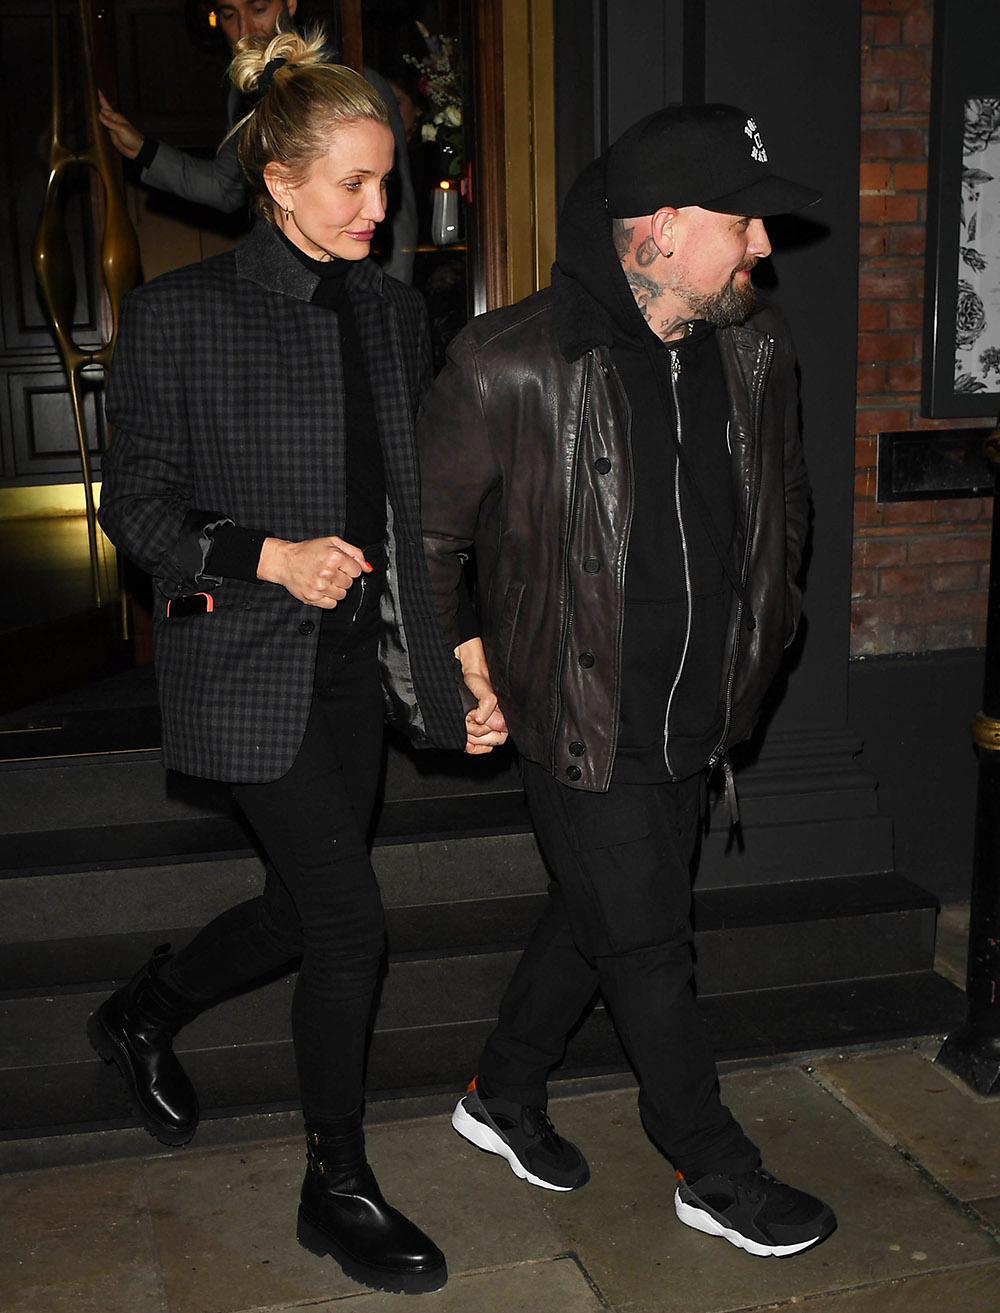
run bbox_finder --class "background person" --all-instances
[97,0,295,213]
[91,25,467,1295]
[99,0,419,279]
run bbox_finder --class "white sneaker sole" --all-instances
[451,1097,574,1192]
[674,1188,822,1258]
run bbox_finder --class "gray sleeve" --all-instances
[365,66,419,283]
[140,132,248,215]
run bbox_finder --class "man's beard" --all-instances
[673,262,758,328]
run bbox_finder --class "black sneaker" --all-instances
[674,1166,836,1257]
[451,1077,590,1191]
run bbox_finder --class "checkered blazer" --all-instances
[101,221,468,782]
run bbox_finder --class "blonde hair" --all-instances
[226,27,389,222]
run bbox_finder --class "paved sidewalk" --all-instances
[3,910,999,1312]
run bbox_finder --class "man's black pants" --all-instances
[479,759,760,1180]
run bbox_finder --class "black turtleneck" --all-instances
[278,231,386,548]
[208,228,386,581]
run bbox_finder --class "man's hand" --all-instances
[257,536,370,607]
[456,637,508,754]
[98,92,144,161]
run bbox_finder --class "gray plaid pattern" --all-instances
[101,221,467,782]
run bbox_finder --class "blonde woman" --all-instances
[90,27,470,1296]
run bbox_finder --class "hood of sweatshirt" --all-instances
[551,152,716,363]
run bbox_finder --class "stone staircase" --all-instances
[0,670,965,1170]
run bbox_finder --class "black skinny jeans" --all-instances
[164,553,387,1124]
[479,759,760,1181]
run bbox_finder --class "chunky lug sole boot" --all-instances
[87,945,200,1146]
[297,1114,447,1295]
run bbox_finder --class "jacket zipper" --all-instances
[708,333,775,770]
[663,350,693,778]
[550,351,592,769]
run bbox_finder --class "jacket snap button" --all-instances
[565,764,582,781]
[569,740,585,756]
[583,557,601,574]
[594,457,611,474]
[298,619,316,635]
[578,651,595,668]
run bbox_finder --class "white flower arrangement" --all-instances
[405,24,463,175]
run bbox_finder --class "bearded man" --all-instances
[419,103,837,1259]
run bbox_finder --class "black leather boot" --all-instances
[87,944,200,1146]
[296,1111,447,1294]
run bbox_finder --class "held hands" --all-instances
[98,92,143,160]
[257,536,371,608]
[456,638,509,755]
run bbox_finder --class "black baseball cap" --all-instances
[605,103,821,218]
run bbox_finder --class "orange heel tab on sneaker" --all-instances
[466,1075,478,1093]
[675,1170,685,1182]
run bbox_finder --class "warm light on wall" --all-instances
[0,484,104,521]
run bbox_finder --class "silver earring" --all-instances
[666,250,674,258]
[284,208,291,221]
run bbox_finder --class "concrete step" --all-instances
[0,871,955,1143]
[0,724,894,891]
[0,861,940,990]
[0,968,964,1151]
[0,833,548,988]
[0,736,530,877]
[0,669,955,1164]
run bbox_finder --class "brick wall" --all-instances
[853,0,992,656]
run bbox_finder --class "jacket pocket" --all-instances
[493,579,526,684]
[564,788,652,851]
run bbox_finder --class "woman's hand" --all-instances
[257,536,371,608]
[98,92,144,160]
[455,637,508,754]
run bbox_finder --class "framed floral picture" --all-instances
[923,4,1000,417]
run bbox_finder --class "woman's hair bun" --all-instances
[229,25,327,96]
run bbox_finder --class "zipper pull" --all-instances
[350,572,366,623]
[723,756,740,827]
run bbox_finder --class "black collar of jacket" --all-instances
[235,219,386,303]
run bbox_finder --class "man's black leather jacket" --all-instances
[419,285,810,792]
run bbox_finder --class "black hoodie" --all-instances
[553,156,736,782]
